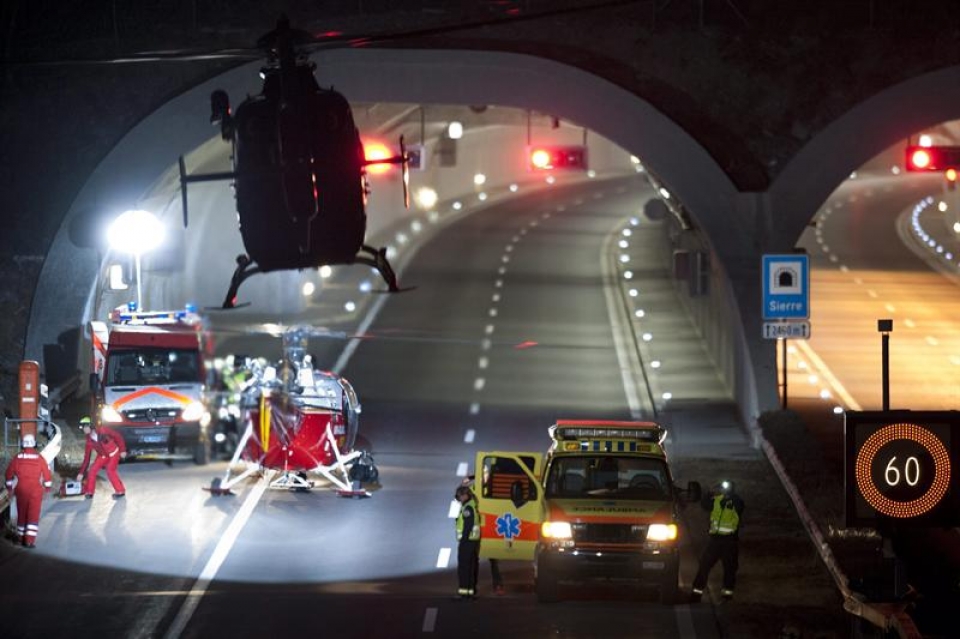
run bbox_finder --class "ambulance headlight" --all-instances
[100,405,124,423]
[646,523,678,541]
[181,401,207,422]
[541,521,573,539]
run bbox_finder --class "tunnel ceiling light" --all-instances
[448,121,463,139]
[415,187,439,210]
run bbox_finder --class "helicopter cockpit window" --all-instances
[105,349,199,386]
[296,372,342,410]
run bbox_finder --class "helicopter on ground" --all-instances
[207,326,378,497]
[178,16,410,309]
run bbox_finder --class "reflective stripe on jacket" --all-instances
[456,497,481,541]
[708,494,741,535]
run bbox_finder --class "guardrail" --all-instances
[759,435,922,639]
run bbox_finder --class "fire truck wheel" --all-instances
[535,563,560,603]
[194,439,211,466]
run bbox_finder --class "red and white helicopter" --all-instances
[209,326,377,497]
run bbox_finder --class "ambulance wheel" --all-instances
[535,563,559,603]
[194,439,210,466]
[659,560,679,605]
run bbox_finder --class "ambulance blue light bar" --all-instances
[549,420,667,444]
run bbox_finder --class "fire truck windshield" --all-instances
[105,349,200,386]
[545,456,671,500]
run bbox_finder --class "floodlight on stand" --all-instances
[106,209,164,311]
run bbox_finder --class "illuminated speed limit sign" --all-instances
[845,411,960,527]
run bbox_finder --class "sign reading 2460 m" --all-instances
[845,411,960,528]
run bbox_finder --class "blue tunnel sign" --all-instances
[762,254,809,320]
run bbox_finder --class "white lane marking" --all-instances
[904,318,916,328]
[469,402,480,415]
[520,228,527,235]
[478,357,489,370]
[437,548,451,568]
[488,308,498,317]
[885,303,896,312]
[602,225,645,419]
[164,473,272,639]
[423,608,438,633]
[795,340,862,411]
[512,235,520,242]
[498,266,507,275]
[474,378,486,391]
[485,325,495,335]
[675,604,696,638]
[456,462,468,477]
[495,279,503,288]
[501,255,510,263]
[926,336,939,346]
[505,244,514,252]
[867,289,878,298]
[481,339,492,351]
[465,427,477,441]
[492,293,500,303]
[448,500,461,518]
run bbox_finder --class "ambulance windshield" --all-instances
[105,348,200,386]
[545,455,670,500]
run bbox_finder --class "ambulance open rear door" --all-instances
[475,451,544,562]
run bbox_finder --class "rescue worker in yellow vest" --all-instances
[691,480,744,601]
[454,485,481,599]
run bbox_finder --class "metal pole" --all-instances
[878,318,892,411]
[882,332,890,411]
[135,252,143,311]
[781,337,788,409]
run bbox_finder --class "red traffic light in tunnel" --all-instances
[527,145,588,171]
[905,145,960,171]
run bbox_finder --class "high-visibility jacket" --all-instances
[456,497,481,542]
[708,493,742,536]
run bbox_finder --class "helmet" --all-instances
[79,416,92,428]
[21,434,36,448]
[455,485,473,500]
[719,480,734,494]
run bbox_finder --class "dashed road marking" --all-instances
[474,378,486,391]
[422,608,438,633]
[456,462,468,476]
[437,548,451,568]
[465,427,477,440]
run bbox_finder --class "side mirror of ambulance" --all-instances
[89,372,99,394]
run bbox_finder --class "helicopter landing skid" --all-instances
[355,244,400,292]
[270,471,315,492]
[222,254,262,309]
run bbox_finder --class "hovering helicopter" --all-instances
[208,326,378,497]
[178,16,410,309]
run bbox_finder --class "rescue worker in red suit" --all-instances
[4,434,53,548]
[77,416,127,499]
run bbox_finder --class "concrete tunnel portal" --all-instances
[26,46,960,425]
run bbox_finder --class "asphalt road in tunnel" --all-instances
[1,178,747,639]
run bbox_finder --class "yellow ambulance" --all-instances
[475,419,701,603]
